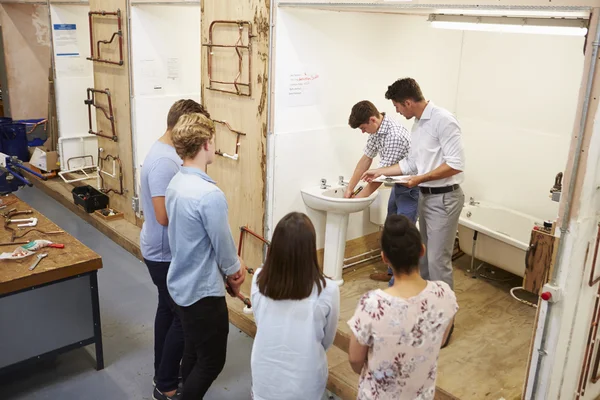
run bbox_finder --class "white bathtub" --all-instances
[457,201,541,277]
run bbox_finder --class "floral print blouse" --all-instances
[348,281,458,400]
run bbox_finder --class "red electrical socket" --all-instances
[541,292,552,301]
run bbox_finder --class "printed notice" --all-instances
[167,57,181,81]
[53,24,79,57]
[287,71,320,107]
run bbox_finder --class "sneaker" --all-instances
[153,387,181,400]
[153,377,183,390]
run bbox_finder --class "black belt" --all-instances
[419,184,460,195]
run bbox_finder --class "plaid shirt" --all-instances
[364,114,411,168]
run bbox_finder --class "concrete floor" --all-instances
[0,186,257,399]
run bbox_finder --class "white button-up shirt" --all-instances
[399,101,465,188]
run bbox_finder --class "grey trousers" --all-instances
[418,187,464,289]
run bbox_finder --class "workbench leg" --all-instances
[90,271,104,370]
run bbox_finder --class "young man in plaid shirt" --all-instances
[347,100,418,284]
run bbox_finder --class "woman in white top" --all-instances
[250,212,340,400]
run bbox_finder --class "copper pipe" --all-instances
[236,292,252,308]
[233,226,269,308]
[25,119,47,135]
[241,226,270,246]
[237,226,269,275]
[86,88,118,142]
[87,9,124,66]
[213,120,247,159]
[88,11,94,60]
[13,229,64,240]
[589,223,600,286]
[204,20,254,97]
[238,227,244,257]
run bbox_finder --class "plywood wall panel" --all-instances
[202,0,270,269]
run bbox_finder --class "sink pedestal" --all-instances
[323,212,348,286]
[300,184,379,287]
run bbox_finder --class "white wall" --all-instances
[456,31,584,221]
[130,4,201,197]
[271,8,584,248]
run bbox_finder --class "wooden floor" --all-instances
[29,175,536,400]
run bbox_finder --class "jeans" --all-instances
[145,259,185,393]
[179,296,229,400]
[386,184,420,286]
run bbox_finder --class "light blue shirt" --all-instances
[165,167,241,307]
[250,268,340,400]
[140,141,182,262]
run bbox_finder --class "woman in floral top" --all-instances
[348,214,458,400]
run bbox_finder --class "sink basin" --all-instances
[301,186,379,214]
[301,185,378,286]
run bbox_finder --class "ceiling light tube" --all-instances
[429,14,589,37]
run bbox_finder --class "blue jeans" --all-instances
[386,184,419,286]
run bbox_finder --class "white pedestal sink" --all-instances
[301,185,379,286]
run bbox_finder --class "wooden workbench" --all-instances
[0,195,104,373]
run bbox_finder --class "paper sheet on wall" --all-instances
[286,70,321,107]
[167,58,180,81]
[53,24,79,57]
[137,59,164,93]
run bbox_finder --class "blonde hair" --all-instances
[171,113,215,160]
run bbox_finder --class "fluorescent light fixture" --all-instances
[429,14,588,37]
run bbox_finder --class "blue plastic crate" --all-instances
[0,122,30,162]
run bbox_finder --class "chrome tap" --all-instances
[469,197,480,206]
[339,176,349,187]
[320,178,331,189]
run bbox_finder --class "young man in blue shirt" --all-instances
[166,112,246,399]
[140,99,210,400]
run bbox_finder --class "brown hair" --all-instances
[257,212,326,300]
[171,113,215,160]
[348,100,380,129]
[167,99,210,130]
[385,78,425,103]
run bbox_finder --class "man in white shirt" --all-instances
[361,78,465,345]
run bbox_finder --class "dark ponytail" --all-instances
[381,214,422,275]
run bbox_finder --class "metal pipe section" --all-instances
[87,10,124,66]
[85,88,118,142]
[204,21,254,96]
[213,119,247,160]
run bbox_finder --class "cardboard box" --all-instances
[29,140,59,172]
